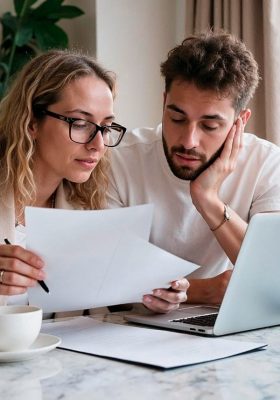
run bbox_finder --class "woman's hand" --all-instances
[0,244,45,295]
[142,278,189,313]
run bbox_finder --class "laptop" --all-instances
[125,213,280,336]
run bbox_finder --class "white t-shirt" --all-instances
[107,125,280,278]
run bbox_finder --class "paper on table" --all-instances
[41,317,267,369]
[26,205,199,313]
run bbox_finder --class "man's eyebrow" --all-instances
[167,104,226,121]
[167,104,186,115]
[201,114,226,121]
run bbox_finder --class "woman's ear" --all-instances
[28,118,39,140]
[239,109,251,127]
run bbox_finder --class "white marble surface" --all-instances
[1,312,280,400]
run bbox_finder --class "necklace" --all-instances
[15,191,56,227]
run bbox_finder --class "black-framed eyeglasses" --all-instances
[40,109,127,147]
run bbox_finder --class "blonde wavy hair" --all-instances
[0,49,116,211]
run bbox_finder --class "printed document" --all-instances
[42,317,267,369]
[26,205,199,313]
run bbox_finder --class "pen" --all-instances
[4,238,49,293]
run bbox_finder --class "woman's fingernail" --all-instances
[38,271,46,279]
[32,256,44,267]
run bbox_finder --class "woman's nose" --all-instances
[85,131,105,151]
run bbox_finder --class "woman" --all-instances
[0,49,126,305]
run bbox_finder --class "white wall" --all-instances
[60,0,96,55]
[96,0,186,130]
[0,0,12,12]
[0,0,14,40]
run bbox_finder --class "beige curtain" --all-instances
[263,1,280,145]
[185,0,280,146]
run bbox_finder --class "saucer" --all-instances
[0,333,61,363]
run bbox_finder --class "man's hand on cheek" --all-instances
[190,117,243,213]
[142,278,189,314]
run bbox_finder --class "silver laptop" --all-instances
[125,213,280,336]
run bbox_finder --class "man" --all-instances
[107,31,280,313]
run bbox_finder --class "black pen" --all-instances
[4,238,49,293]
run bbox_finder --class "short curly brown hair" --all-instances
[161,30,259,113]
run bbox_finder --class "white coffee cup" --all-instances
[0,305,42,352]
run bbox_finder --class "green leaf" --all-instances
[0,36,14,54]
[14,0,38,16]
[32,0,65,19]
[15,24,33,46]
[47,6,84,19]
[44,0,64,6]
[0,62,9,75]
[32,2,84,20]
[10,45,36,75]
[0,46,35,97]
[34,22,68,50]
[0,82,5,98]
[0,12,17,32]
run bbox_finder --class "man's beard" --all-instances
[162,134,224,181]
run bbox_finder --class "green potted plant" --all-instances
[0,0,84,98]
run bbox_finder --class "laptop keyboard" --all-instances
[171,313,218,327]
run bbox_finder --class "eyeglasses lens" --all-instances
[70,121,123,146]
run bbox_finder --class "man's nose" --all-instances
[181,123,199,149]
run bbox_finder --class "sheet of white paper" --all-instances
[26,205,199,313]
[41,317,267,369]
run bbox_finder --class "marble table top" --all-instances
[1,312,280,400]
